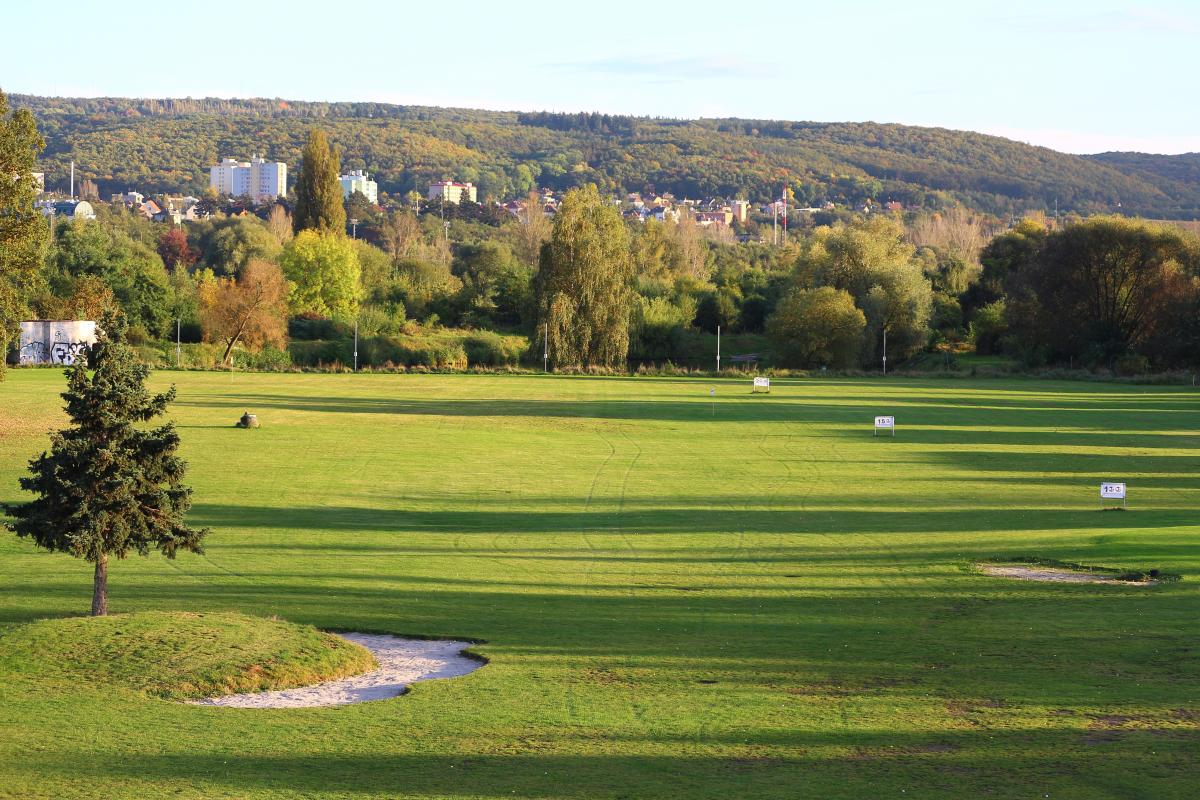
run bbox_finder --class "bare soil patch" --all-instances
[979,564,1157,585]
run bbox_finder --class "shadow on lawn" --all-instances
[186,503,1196,537]
[14,727,1195,798]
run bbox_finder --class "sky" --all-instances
[4,0,1199,154]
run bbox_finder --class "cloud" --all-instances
[543,55,772,81]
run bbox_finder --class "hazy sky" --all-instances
[5,0,1198,154]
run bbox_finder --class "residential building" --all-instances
[427,180,477,204]
[695,209,733,227]
[209,155,287,202]
[340,170,378,203]
[111,190,145,207]
[731,200,749,223]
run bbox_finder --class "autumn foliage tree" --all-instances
[156,227,195,270]
[200,259,289,364]
[4,309,208,615]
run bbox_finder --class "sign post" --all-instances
[752,377,770,394]
[1100,482,1127,510]
[874,416,895,437]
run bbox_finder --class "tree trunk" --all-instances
[91,554,108,616]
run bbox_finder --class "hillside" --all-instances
[14,94,1200,218]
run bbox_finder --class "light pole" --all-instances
[543,322,549,373]
[176,318,181,368]
[349,217,358,239]
[353,319,358,372]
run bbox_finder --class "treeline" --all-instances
[4,98,1198,377]
[15,94,1200,218]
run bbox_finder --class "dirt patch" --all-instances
[979,564,1156,585]
[190,633,483,708]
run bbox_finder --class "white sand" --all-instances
[980,564,1152,585]
[190,633,483,708]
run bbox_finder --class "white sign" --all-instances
[1100,482,1126,500]
[752,377,770,393]
[874,415,895,437]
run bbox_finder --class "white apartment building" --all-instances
[209,155,287,202]
[340,169,378,204]
[427,180,477,204]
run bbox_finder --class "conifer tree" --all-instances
[292,129,346,235]
[4,309,208,615]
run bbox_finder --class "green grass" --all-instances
[0,369,1197,799]
[0,611,375,699]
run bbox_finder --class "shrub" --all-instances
[1114,353,1150,377]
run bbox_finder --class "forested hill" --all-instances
[14,94,1200,218]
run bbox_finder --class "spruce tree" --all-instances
[292,129,346,235]
[4,309,208,615]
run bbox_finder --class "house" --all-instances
[137,199,163,220]
[695,209,733,227]
[111,191,145,207]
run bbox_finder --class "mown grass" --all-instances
[0,369,1197,799]
[0,611,375,699]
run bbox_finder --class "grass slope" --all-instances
[0,611,375,700]
[0,369,1197,799]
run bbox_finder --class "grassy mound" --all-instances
[0,611,376,699]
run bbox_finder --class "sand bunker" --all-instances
[980,564,1154,585]
[191,633,483,708]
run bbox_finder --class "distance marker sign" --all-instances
[874,416,895,437]
[1100,482,1127,509]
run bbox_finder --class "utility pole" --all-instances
[882,327,888,375]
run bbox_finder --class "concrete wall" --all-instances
[18,320,98,366]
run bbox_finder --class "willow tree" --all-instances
[535,185,632,368]
[292,129,346,235]
[4,309,208,615]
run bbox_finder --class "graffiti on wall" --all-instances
[18,321,98,366]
